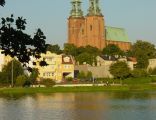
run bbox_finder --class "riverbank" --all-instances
[0,84,156,94]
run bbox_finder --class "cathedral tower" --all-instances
[68,0,85,47]
[85,0,106,49]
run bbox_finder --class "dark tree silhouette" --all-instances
[0,0,5,6]
[0,15,48,70]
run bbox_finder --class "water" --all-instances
[0,91,156,120]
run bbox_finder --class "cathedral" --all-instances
[67,0,131,51]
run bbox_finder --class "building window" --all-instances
[82,29,84,35]
[64,65,69,69]
[90,25,92,31]
[72,27,74,33]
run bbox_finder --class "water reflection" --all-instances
[0,92,156,120]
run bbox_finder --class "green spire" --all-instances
[70,0,83,18]
[87,0,103,16]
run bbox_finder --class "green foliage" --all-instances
[102,44,124,56]
[40,78,56,87]
[47,44,62,54]
[125,50,134,57]
[75,46,100,65]
[0,0,5,6]
[123,77,152,84]
[85,45,101,55]
[136,56,149,69]
[0,15,47,67]
[75,52,95,65]
[66,77,73,82]
[64,44,101,65]
[29,68,39,84]
[77,71,93,82]
[77,71,86,80]
[131,69,149,78]
[149,67,156,75]
[0,72,8,85]
[15,75,28,87]
[132,40,156,68]
[109,61,131,79]
[86,71,92,80]
[64,43,77,56]
[1,59,24,85]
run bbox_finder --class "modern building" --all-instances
[34,51,74,83]
[68,0,131,51]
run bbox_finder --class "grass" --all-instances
[0,76,156,94]
[97,76,156,84]
[0,84,156,94]
[0,86,128,94]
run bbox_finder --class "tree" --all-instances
[75,52,96,65]
[0,15,47,70]
[109,61,131,80]
[149,67,156,75]
[47,44,62,54]
[0,0,5,6]
[77,71,86,80]
[76,46,86,55]
[131,69,148,78]
[15,75,28,87]
[102,44,124,56]
[63,43,77,56]
[85,45,101,56]
[86,71,92,81]
[1,59,24,85]
[132,40,156,68]
[29,68,39,84]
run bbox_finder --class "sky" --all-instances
[0,0,156,47]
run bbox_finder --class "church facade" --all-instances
[68,0,131,51]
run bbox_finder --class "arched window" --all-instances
[90,25,92,31]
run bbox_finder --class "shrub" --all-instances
[86,71,92,81]
[23,80,31,87]
[149,67,156,75]
[77,71,86,80]
[66,77,73,82]
[15,75,28,87]
[131,69,149,78]
[41,78,56,87]
[109,61,131,79]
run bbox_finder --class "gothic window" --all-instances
[90,25,92,31]
[72,27,74,33]
[82,29,84,35]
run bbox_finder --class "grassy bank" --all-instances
[0,77,156,94]
[0,84,156,94]
[96,76,156,84]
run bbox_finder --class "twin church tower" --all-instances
[67,0,131,51]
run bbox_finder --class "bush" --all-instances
[66,77,73,82]
[15,75,28,87]
[109,61,131,79]
[123,77,151,84]
[23,80,31,87]
[131,69,149,78]
[151,76,156,82]
[86,71,92,81]
[77,71,86,80]
[41,78,56,87]
[149,67,156,75]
